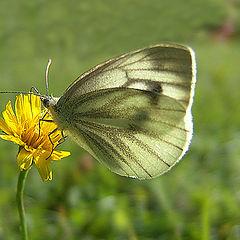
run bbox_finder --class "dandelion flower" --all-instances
[0,94,70,181]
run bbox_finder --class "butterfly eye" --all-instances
[41,97,50,108]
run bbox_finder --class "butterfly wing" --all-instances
[57,87,191,179]
[58,44,196,110]
[53,44,196,179]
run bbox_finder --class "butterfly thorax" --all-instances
[43,95,77,136]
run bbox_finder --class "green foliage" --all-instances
[0,0,240,239]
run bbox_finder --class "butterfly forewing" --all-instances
[58,44,195,110]
[52,44,196,179]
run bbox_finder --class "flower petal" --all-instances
[34,150,53,181]
[0,134,24,146]
[51,150,71,161]
[23,94,33,120]
[15,94,24,125]
[2,101,19,135]
[0,117,12,135]
[17,148,33,170]
[29,94,41,118]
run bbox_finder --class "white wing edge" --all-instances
[180,46,197,160]
[169,46,197,170]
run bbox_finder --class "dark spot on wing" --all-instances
[146,81,162,93]
[122,75,163,95]
[128,110,149,131]
[144,90,161,106]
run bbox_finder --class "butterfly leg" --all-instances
[54,130,67,147]
[38,111,52,139]
[46,127,58,160]
[46,128,66,160]
[37,112,66,159]
[29,86,40,94]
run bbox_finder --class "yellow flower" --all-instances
[0,94,70,181]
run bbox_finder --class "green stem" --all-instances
[16,169,29,240]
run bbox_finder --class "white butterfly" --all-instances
[42,44,197,179]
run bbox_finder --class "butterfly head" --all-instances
[41,95,50,108]
[41,95,58,109]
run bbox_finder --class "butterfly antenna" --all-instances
[0,91,40,96]
[45,58,52,97]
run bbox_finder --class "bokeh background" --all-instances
[0,0,240,239]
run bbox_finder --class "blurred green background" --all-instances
[0,0,240,239]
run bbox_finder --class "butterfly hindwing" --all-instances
[55,87,190,179]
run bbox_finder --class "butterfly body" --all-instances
[42,44,196,179]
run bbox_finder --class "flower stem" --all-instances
[16,169,29,240]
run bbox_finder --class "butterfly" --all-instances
[42,43,197,179]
